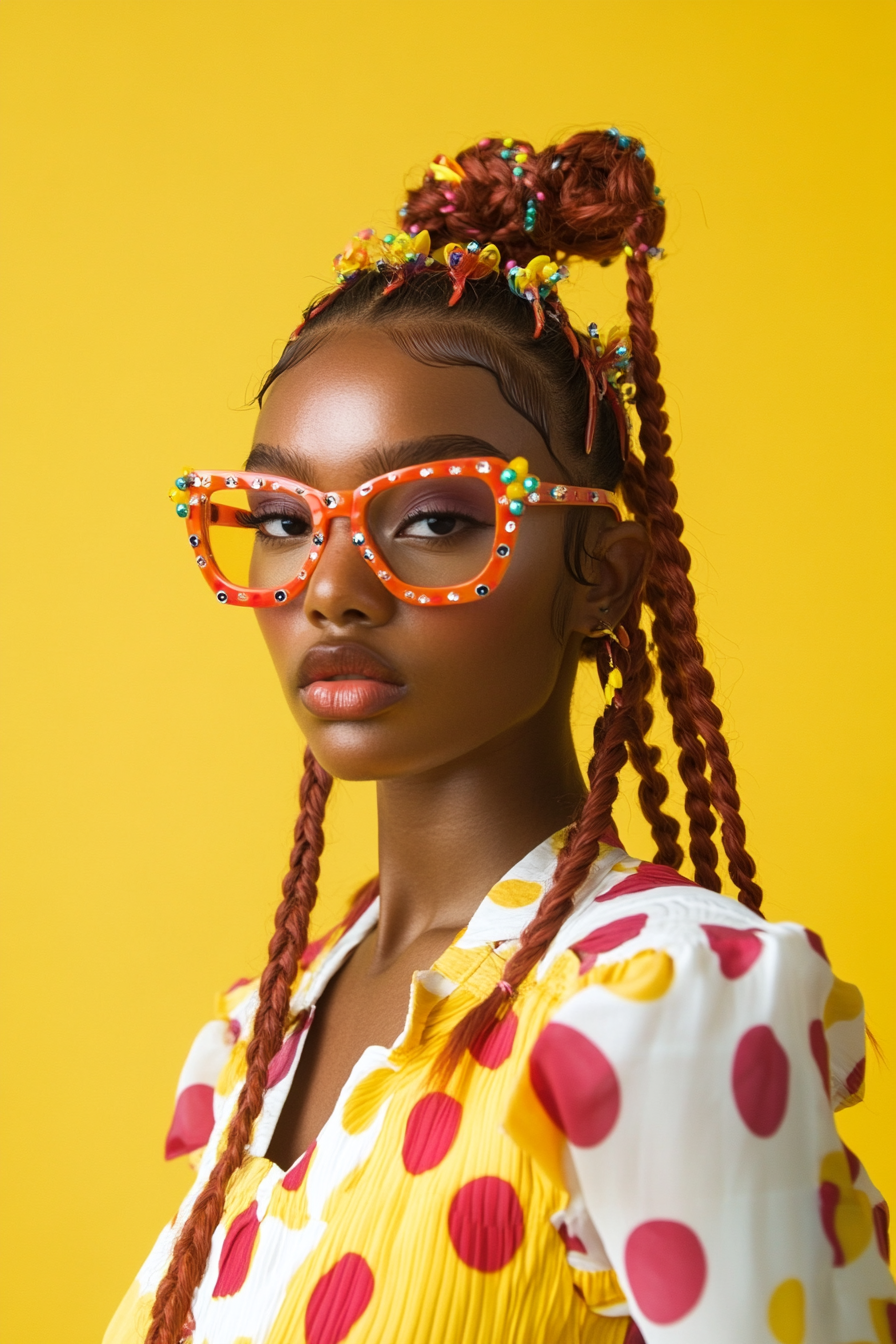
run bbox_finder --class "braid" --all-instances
[147,749,332,1344]
[624,251,762,911]
[618,610,684,868]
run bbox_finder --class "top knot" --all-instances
[402,128,665,268]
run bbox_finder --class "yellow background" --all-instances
[1,3,893,1339]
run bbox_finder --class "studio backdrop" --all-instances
[0,3,893,1340]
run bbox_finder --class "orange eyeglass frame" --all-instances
[179,457,622,608]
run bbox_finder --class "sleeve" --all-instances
[163,975,257,1162]
[505,917,895,1343]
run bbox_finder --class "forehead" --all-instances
[252,329,551,489]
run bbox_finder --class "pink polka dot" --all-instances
[732,1025,789,1137]
[808,1019,830,1097]
[282,1140,316,1191]
[819,1179,844,1266]
[701,924,763,978]
[845,1055,866,1096]
[305,1253,375,1344]
[225,1018,241,1044]
[164,1082,215,1160]
[873,1200,890,1261]
[225,976,252,994]
[600,863,697,901]
[267,1023,303,1087]
[212,1200,260,1298]
[557,1221,588,1254]
[448,1176,525,1272]
[470,1009,518,1069]
[530,1022,620,1147]
[402,1093,462,1175]
[804,928,829,962]
[573,914,648,973]
[624,1220,707,1324]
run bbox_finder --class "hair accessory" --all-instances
[433,239,501,305]
[497,138,531,178]
[426,154,465,185]
[496,980,516,999]
[506,254,570,337]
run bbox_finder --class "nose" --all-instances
[302,516,395,630]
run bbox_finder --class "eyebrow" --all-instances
[244,435,509,487]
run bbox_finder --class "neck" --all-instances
[372,693,586,967]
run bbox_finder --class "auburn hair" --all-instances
[147,129,761,1344]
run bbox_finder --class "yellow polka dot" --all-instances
[591,949,674,1001]
[824,977,863,1029]
[216,1039,248,1095]
[819,1150,874,1265]
[488,879,543,908]
[342,1067,396,1134]
[504,1059,567,1191]
[869,1297,896,1343]
[768,1278,805,1343]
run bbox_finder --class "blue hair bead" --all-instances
[618,136,630,149]
[512,166,524,177]
[636,145,646,160]
[607,127,619,138]
[501,149,512,160]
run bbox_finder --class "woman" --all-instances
[106,130,895,1344]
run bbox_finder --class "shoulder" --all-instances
[537,852,864,1111]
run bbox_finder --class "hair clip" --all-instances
[434,240,501,305]
[426,154,465,185]
[505,254,569,337]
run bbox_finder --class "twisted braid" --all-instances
[624,251,762,910]
[147,749,332,1344]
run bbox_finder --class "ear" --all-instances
[569,519,649,636]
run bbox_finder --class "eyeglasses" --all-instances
[173,456,621,608]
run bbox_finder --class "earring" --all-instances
[589,623,628,707]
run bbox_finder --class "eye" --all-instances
[236,508,310,539]
[401,513,467,538]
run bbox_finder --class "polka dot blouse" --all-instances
[104,834,895,1344]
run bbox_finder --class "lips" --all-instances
[298,643,407,720]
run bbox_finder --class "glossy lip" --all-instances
[298,643,407,721]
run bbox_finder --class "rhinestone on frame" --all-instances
[189,534,200,547]
[237,593,249,602]
[418,595,430,603]
[475,461,491,473]
[377,570,392,580]
[309,551,319,561]
[352,532,365,545]
[216,591,228,603]
[251,477,265,489]
[387,472,399,482]
[496,544,510,557]
[196,556,206,567]
[224,475,238,488]
[298,569,307,580]
[313,532,324,545]
[475,584,490,596]
[420,467,434,477]
[447,591,460,602]
[449,465,462,475]
[528,492,540,503]
[363,549,374,560]
[274,589,288,602]
[505,521,517,533]
[359,483,373,495]
[324,493,340,508]
[404,590,415,599]
[551,485,568,500]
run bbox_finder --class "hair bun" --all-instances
[402,129,665,268]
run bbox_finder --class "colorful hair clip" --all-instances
[434,240,501,305]
[427,154,465,185]
[505,254,569,338]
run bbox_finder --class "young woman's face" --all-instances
[252,328,626,781]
